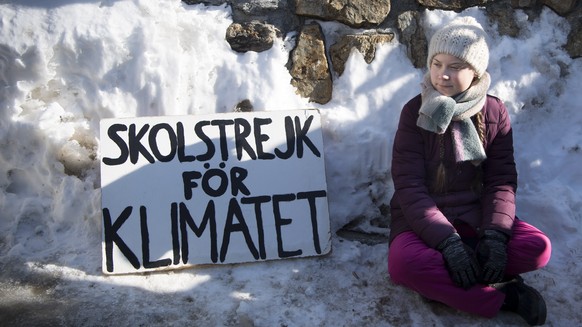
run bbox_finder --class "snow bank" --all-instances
[0,1,581,326]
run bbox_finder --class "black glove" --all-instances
[476,229,509,284]
[437,233,480,289]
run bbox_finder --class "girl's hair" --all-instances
[431,111,485,194]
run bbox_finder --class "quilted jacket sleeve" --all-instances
[480,97,517,236]
[391,98,456,248]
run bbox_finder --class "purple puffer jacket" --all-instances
[389,94,517,248]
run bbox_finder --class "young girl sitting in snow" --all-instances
[387,16,551,326]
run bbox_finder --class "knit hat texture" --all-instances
[427,16,489,78]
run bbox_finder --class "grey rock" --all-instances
[230,0,303,35]
[289,23,333,104]
[329,32,395,75]
[416,0,491,11]
[486,2,522,37]
[510,0,537,9]
[234,99,254,112]
[397,11,427,68]
[295,0,391,28]
[565,6,582,58]
[225,21,280,53]
[540,0,578,16]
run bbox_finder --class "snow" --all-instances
[0,0,581,326]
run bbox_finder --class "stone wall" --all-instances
[184,0,581,104]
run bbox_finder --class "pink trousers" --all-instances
[388,219,551,318]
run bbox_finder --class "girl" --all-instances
[387,16,551,326]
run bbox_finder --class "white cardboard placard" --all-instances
[100,110,331,274]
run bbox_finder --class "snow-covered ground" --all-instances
[1,1,581,326]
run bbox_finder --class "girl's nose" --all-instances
[442,74,450,80]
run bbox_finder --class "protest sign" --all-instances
[100,110,331,274]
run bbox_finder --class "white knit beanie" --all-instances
[427,16,490,78]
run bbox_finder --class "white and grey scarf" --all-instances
[417,72,491,165]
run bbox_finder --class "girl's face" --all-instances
[429,53,477,97]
